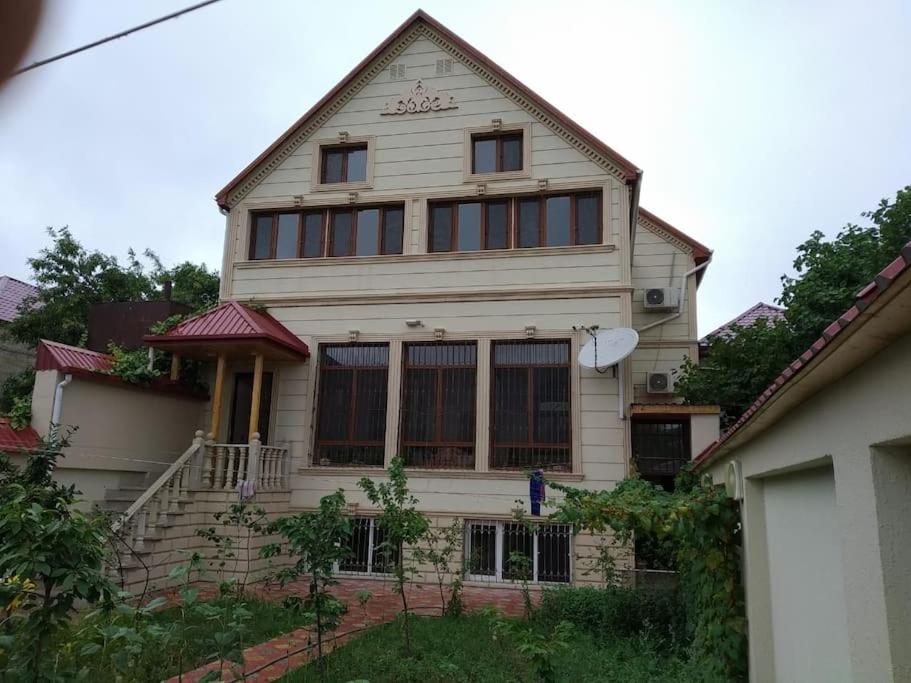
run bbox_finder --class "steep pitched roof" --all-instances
[695,240,911,469]
[0,276,37,323]
[36,339,113,374]
[215,9,641,209]
[0,418,40,452]
[701,302,786,342]
[638,208,712,265]
[144,301,310,359]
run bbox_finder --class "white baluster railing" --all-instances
[111,430,206,549]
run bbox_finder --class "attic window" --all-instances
[320,143,368,184]
[388,64,407,81]
[472,132,523,174]
[436,59,453,75]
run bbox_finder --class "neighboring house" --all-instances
[696,241,911,682]
[30,11,718,589]
[698,301,785,357]
[0,275,38,384]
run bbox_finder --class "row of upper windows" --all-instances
[319,130,522,185]
[249,191,603,259]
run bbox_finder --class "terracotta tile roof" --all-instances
[0,418,41,452]
[36,339,113,374]
[0,276,37,323]
[144,301,310,359]
[215,9,641,209]
[695,240,911,468]
[701,302,786,342]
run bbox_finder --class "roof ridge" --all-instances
[228,300,262,333]
[40,338,112,357]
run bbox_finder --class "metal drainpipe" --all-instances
[636,255,713,333]
[51,373,73,427]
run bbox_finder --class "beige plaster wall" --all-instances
[705,330,911,682]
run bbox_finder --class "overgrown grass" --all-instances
[280,614,700,683]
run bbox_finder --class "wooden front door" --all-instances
[228,372,273,444]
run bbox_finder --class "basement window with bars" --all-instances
[314,344,389,467]
[464,520,572,584]
[400,342,477,469]
[631,419,691,490]
[491,340,571,471]
[337,517,399,575]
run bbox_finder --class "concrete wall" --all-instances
[30,369,207,505]
[0,338,33,385]
[705,330,911,682]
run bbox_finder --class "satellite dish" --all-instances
[578,328,639,369]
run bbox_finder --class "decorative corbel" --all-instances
[433,327,445,341]
[491,118,503,130]
[525,325,537,338]
[476,183,487,196]
[538,179,549,192]
[347,192,358,204]
[293,195,305,207]
[348,329,360,342]
[338,131,350,143]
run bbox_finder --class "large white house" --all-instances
[27,10,717,589]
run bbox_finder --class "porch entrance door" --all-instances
[228,372,273,444]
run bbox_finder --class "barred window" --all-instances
[631,419,691,489]
[337,517,398,575]
[400,342,477,469]
[464,520,571,583]
[491,340,571,470]
[314,344,388,467]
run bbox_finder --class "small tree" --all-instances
[358,457,429,655]
[413,518,462,615]
[260,490,351,680]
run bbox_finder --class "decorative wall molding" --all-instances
[381,79,458,116]
[637,214,694,257]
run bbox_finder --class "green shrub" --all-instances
[536,586,686,644]
[0,368,34,414]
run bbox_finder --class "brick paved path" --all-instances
[167,577,530,682]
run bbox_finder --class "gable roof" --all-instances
[0,276,37,323]
[36,339,113,374]
[144,301,310,360]
[215,9,641,209]
[695,240,911,469]
[638,208,712,265]
[701,302,786,342]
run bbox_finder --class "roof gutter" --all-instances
[637,254,712,333]
[628,169,643,261]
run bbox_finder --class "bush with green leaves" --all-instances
[358,457,430,656]
[0,429,117,680]
[195,500,269,595]
[412,517,462,615]
[260,489,352,680]
[549,472,745,680]
[0,368,35,415]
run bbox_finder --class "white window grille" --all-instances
[436,58,453,74]
[388,64,407,81]
[337,517,398,576]
[464,520,572,583]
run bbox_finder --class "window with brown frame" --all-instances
[471,132,523,174]
[491,340,571,471]
[631,419,691,491]
[427,191,600,253]
[517,192,601,248]
[314,344,389,467]
[320,143,368,184]
[400,342,477,469]
[250,204,403,260]
[429,200,510,252]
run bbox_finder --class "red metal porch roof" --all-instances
[36,339,114,374]
[0,418,41,452]
[144,301,310,360]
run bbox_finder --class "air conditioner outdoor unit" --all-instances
[643,288,679,311]
[646,371,674,394]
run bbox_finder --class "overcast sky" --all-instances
[1,0,909,333]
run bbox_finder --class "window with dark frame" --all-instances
[471,132,523,174]
[427,191,600,254]
[491,340,571,471]
[400,342,477,469]
[337,517,399,575]
[249,204,403,260]
[429,199,510,252]
[320,143,368,184]
[631,419,691,490]
[314,344,389,467]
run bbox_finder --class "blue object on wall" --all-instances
[530,469,546,516]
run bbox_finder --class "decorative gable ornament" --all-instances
[381,79,457,115]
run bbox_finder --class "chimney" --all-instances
[162,279,172,302]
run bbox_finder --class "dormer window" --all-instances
[471,132,522,174]
[320,143,368,184]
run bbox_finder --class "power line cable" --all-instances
[13,0,226,76]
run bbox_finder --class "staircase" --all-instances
[104,431,292,592]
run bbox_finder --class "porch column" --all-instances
[170,353,181,381]
[210,353,227,438]
[248,353,265,440]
